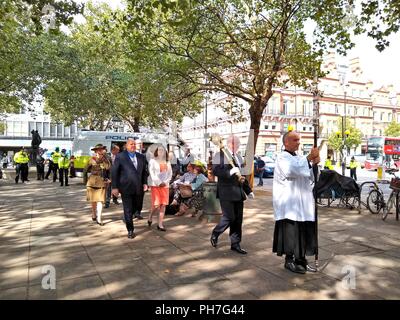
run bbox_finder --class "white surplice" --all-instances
[273,151,315,222]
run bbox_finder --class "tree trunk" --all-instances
[132,114,140,132]
[248,97,267,155]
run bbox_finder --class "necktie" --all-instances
[130,153,137,169]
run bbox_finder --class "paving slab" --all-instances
[1,178,400,299]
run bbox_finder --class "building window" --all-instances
[264,124,269,129]
[265,143,277,154]
[70,124,77,136]
[380,113,384,121]
[303,101,312,116]
[64,126,70,137]
[36,122,43,137]
[50,124,56,137]
[57,124,63,137]
[43,122,50,137]
[28,122,35,135]
[283,100,289,115]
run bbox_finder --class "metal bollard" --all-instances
[377,166,383,180]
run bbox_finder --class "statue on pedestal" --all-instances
[31,130,42,164]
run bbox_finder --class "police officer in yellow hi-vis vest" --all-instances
[58,149,70,186]
[324,156,334,170]
[51,147,61,182]
[13,147,29,183]
[349,156,359,181]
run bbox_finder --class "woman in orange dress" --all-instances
[148,145,172,231]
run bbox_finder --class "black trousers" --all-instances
[45,162,53,179]
[52,164,59,182]
[15,163,28,182]
[37,164,45,180]
[121,193,144,232]
[212,200,244,246]
[350,168,357,181]
[135,193,144,216]
[59,168,69,186]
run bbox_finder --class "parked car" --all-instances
[254,156,275,178]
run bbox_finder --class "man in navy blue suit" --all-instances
[112,138,148,239]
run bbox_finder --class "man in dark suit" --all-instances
[210,135,249,254]
[112,137,148,239]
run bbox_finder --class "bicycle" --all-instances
[365,169,399,219]
[382,174,400,221]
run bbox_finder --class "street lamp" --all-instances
[338,64,349,176]
[336,129,350,175]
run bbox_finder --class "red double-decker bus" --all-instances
[365,136,400,170]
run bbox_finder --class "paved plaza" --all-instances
[1,169,400,300]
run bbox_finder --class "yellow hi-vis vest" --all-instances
[324,159,333,170]
[349,161,358,169]
[13,151,29,164]
[58,156,70,169]
[52,152,61,164]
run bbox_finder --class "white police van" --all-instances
[72,130,184,176]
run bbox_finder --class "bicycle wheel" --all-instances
[382,192,396,221]
[344,195,361,211]
[367,189,384,214]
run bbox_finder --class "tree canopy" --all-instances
[385,120,400,137]
[328,117,362,154]
[118,0,360,150]
[0,0,83,114]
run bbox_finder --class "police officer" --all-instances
[324,156,334,170]
[36,149,45,180]
[58,149,70,186]
[349,156,359,181]
[51,147,61,182]
[14,147,29,183]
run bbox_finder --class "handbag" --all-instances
[179,184,193,198]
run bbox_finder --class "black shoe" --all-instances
[284,261,306,274]
[113,199,120,205]
[128,231,136,239]
[92,217,97,222]
[104,203,110,208]
[147,220,152,227]
[210,235,218,248]
[157,225,166,232]
[231,245,247,255]
[65,184,69,186]
[60,184,63,187]
[97,222,104,226]
[296,259,317,273]
[135,214,143,220]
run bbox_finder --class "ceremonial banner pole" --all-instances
[312,76,320,270]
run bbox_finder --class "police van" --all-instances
[72,130,184,176]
